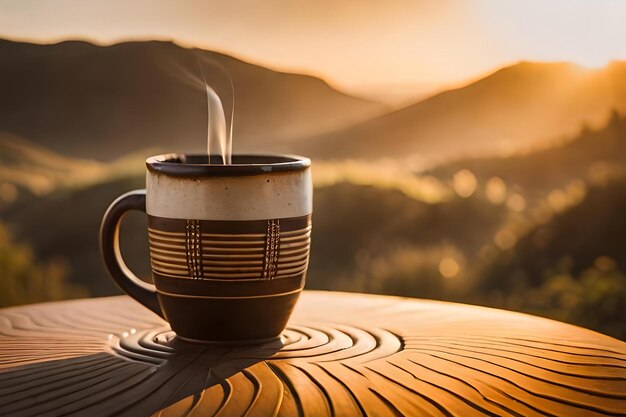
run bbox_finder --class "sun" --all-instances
[575,55,612,70]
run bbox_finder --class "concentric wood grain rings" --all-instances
[0,291,625,416]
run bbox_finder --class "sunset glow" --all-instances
[1,0,626,362]
[1,0,624,102]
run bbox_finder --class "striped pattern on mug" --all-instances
[147,215,311,281]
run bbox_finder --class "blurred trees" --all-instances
[521,260,626,340]
[0,222,86,307]
[0,113,624,341]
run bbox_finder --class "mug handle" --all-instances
[99,189,164,318]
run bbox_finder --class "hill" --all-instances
[0,170,509,299]
[0,134,105,197]
[483,176,626,287]
[0,133,152,212]
[0,39,383,160]
[304,61,626,162]
[1,112,625,339]
[2,174,147,296]
[427,111,626,198]
[3,115,625,291]
[475,176,626,340]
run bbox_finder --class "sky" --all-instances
[1,0,625,103]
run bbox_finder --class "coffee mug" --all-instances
[100,154,312,343]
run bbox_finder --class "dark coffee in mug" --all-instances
[100,154,312,343]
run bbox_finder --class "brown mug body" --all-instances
[100,154,312,343]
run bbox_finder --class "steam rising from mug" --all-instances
[198,62,233,165]
[158,52,235,164]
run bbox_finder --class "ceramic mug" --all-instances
[100,154,312,343]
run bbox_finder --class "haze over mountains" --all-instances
[305,61,626,162]
[3,39,626,165]
[0,39,383,160]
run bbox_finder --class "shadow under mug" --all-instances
[100,154,312,343]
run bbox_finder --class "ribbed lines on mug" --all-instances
[147,225,311,239]
[147,218,310,280]
[152,261,261,274]
[150,265,308,280]
[152,271,306,282]
[152,255,265,266]
[151,253,308,267]
[150,258,308,274]
[149,248,310,264]
[149,236,310,249]
[148,239,310,253]
[149,255,309,280]
[151,246,262,260]
[148,234,311,245]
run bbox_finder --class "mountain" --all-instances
[303,61,626,162]
[0,134,106,197]
[0,39,384,160]
[427,111,626,198]
[4,39,625,165]
[0,133,152,212]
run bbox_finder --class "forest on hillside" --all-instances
[2,114,625,339]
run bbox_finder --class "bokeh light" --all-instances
[485,176,507,204]
[453,169,477,198]
[439,257,460,278]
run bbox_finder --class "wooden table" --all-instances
[1,291,625,417]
